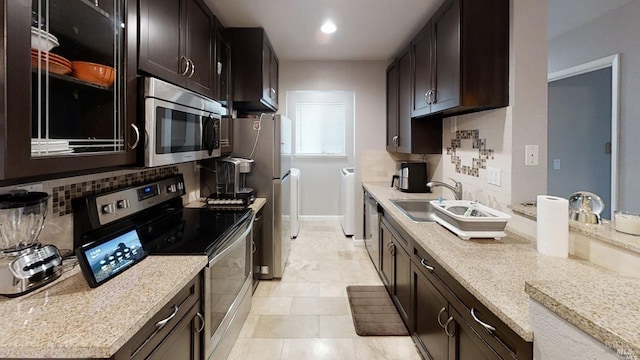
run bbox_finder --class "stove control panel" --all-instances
[93,176,186,226]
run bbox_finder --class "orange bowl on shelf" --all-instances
[71,61,115,87]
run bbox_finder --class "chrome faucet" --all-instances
[426,178,463,200]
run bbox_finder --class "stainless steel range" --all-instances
[73,174,253,360]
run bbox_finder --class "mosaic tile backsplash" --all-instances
[51,166,178,216]
[446,129,494,177]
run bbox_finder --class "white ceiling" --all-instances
[206,0,633,61]
[205,0,440,61]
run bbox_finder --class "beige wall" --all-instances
[279,61,388,238]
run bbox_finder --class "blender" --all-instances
[0,190,63,297]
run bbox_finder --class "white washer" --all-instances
[340,167,355,236]
[290,168,301,238]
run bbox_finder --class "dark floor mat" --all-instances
[346,285,409,336]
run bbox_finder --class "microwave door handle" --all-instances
[202,115,216,156]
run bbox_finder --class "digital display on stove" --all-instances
[77,228,147,288]
[137,184,159,200]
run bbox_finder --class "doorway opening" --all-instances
[547,54,619,219]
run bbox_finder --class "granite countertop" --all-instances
[512,203,640,255]
[363,181,640,356]
[0,255,207,359]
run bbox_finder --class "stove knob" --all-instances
[116,199,130,209]
[167,184,177,193]
[101,203,115,214]
[177,182,184,190]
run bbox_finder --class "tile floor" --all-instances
[228,220,422,360]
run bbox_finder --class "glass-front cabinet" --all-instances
[0,0,137,180]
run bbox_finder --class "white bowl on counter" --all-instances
[31,26,60,52]
[614,211,640,236]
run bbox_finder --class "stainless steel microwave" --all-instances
[142,77,226,167]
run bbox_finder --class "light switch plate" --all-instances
[487,166,501,186]
[525,145,539,166]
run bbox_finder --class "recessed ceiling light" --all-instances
[320,20,337,34]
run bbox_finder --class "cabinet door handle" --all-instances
[180,56,190,76]
[420,258,434,272]
[389,243,396,256]
[437,307,447,328]
[471,308,496,333]
[444,316,455,337]
[193,312,205,333]
[155,305,179,329]
[188,59,196,78]
[270,88,276,98]
[252,240,257,254]
[431,89,437,104]
[129,123,140,150]
[217,61,223,75]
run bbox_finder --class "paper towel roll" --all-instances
[536,195,569,258]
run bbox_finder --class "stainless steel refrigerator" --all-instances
[233,114,291,279]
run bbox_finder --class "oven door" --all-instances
[144,96,221,167]
[204,213,253,358]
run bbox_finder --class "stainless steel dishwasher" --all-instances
[363,190,381,273]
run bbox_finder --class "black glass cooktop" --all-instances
[139,207,252,258]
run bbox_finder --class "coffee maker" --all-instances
[391,161,430,193]
[211,157,255,206]
[0,190,63,297]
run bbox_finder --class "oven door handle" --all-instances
[208,214,255,266]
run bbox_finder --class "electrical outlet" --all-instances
[553,159,561,170]
[487,166,501,186]
[451,117,457,132]
[525,145,539,166]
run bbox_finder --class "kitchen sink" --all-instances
[390,199,437,222]
[429,200,511,240]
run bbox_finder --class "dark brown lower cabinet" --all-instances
[145,301,203,360]
[252,208,264,293]
[413,264,450,360]
[411,245,532,360]
[113,274,203,360]
[450,306,503,360]
[380,215,412,328]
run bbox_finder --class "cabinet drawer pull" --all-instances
[471,308,496,333]
[420,258,434,272]
[129,123,140,150]
[180,56,190,76]
[437,307,447,328]
[444,316,455,337]
[155,305,179,329]
[194,312,205,333]
[188,59,196,78]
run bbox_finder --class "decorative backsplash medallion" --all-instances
[51,166,179,217]
[446,129,494,177]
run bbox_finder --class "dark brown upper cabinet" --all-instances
[139,0,215,99]
[230,28,279,113]
[0,0,138,181]
[387,49,443,154]
[214,18,232,108]
[411,0,509,118]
